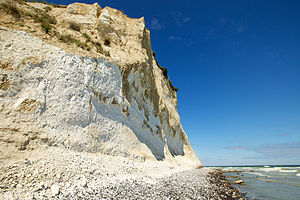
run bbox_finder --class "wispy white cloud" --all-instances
[226,146,248,151]
[172,11,190,27]
[275,133,290,137]
[226,141,300,159]
[204,27,218,41]
[168,35,182,40]
[237,24,245,33]
[220,18,228,24]
[150,17,163,30]
[183,17,190,23]
[219,18,246,34]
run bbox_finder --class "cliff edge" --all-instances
[0,0,201,167]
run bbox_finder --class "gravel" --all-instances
[0,148,246,199]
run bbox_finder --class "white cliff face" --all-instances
[0,2,201,167]
[0,30,148,160]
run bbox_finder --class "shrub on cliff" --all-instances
[169,80,179,92]
[0,1,21,19]
[59,34,89,50]
[41,21,50,33]
[69,22,81,32]
[104,39,110,46]
[82,33,91,43]
[153,53,168,77]
[158,65,168,77]
[153,51,178,92]
[92,41,103,53]
[25,7,57,34]
[44,6,52,12]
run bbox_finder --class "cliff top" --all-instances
[0,0,179,91]
[0,0,149,66]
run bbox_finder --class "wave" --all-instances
[296,173,300,177]
[245,172,270,177]
[279,170,298,173]
[280,167,300,170]
[224,167,233,170]
[257,167,282,172]
[255,167,298,173]
[243,167,259,170]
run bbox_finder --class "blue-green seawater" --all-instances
[209,165,300,200]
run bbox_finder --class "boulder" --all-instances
[62,3,101,27]
[234,180,244,184]
[51,184,60,195]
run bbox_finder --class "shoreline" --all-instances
[208,169,248,200]
[217,165,300,200]
[1,147,247,199]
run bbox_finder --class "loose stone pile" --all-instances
[0,147,246,199]
[56,169,246,200]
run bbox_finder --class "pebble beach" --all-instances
[0,147,246,200]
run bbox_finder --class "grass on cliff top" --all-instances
[82,33,110,56]
[0,0,55,27]
[27,7,57,33]
[82,33,91,43]
[26,0,66,8]
[1,0,58,34]
[59,34,89,50]
[58,33,110,56]
[0,1,21,19]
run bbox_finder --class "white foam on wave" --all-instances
[257,167,299,173]
[258,167,282,172]
[296,173,300,177]
[226,167,233,169]
[222,167,234,170]
[241,167,254,171]
[264,165,270,168]
[246,172,270,177]
[279,170,298,173]
[281,166,300,170]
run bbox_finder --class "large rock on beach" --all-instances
[234,180,245,184]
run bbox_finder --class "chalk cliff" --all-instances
[0,0,201,167]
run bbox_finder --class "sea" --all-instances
[209,165,300,200]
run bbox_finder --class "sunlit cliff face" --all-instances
[0,1,201,167]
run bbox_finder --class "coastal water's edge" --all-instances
[207,169,247,199]
[211,165,300,200]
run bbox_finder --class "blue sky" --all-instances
[48,0,300,166]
